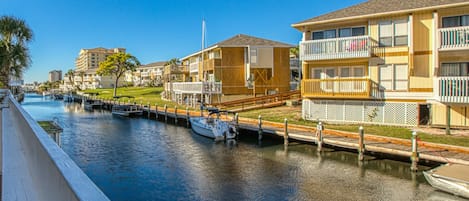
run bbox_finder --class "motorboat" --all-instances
[423,163,469,199]
[83,99,103,110]
[111,105,143,117]
[189,108,237,141]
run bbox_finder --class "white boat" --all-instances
[83,99,103,110]
[189,108,237,141]
[111,105,143,117]
[423,163,469,199]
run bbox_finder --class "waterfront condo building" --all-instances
[48,70,62,82]
[165,34,293,105]
[128,61,166,87]
[292,0,469,128]
[74,47,126,89]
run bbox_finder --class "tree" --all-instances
[78,71,85,90]
[64,69,75,88]
[290,46,299,58]
[0,16,33,88]
[97,52,140,97]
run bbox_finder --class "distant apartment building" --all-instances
[293,0,469,128]
[74,47,126,89]
[127,61,166,86]
[48,70,62,82]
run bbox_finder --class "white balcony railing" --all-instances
[300,35,371,61]
[439,26,469,50]
[171,82,222,94]
[438,76,469,103]
[141,72,150,77]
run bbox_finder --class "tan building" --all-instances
[48,70,62,82]
[166,34,293,105]
[130,61,166,86]
[293,0,469,128]
[74,47,126,89]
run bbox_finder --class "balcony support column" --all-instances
[446,105,451,135]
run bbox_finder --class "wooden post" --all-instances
[446,105,451,135]
[235,113,239,138]
[284,118,289,146]
[164,104,168,122]
[55,132,61,148]
[186,107,190,127]
[410,131,419,171]
[155,104,158,120]
[174,106,178,124]
[358,126,365,161]
[258,115,263,142]
[317,122,323,152]
[147,103,151,119]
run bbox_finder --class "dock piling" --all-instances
[317,122,324,152]
[175,106,178,124]
[410,131,419,171]
[164,104,168,122]
[155,104,158,119]
[258,115,263,142]
[284,118,289,146]
[147,102,150,119]
[186,107,190,127]
[235,113,239,138]
[358,126,365,161]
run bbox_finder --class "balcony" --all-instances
[301,78,382,99]
[300,35,371,61]
[171,82,222,94]
[438,77,469,103]
[141,72,150,77]
[439,26,469,50]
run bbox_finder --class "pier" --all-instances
[78,95,469,167]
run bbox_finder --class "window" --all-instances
[440,63,469,76]
[379,64,408,91]
[442,15,469,28]
[250,48,257,64]
[313,27,365,40]
[340,67,350,77]
[379,19,408,47]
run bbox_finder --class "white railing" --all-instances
[171,82,222,94]
[300,35,370,61]
[438,76,469,103]
[141,72,150,77]
[439,26,469,50]
[1,90,109,200]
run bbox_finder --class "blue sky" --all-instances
[2,0,365,83]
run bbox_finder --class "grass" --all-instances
[83,87,180,108]
[82,87,469,147]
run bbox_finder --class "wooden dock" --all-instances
[76,95,469,168]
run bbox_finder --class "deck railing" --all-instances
[300,35,371,61]
[438,76,469,103]
[439,26,469,50]
[301,78,381,99]
[171,81,222,94]
[1,90,109,200]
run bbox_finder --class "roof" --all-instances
[182,34,294,60]
[140,61,167,67]
[292,0,469,27]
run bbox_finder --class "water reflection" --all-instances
[21,94,466,201]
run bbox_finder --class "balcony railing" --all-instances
[300,35,371,61]
[189,62,199,73]
[301,78,382,99]
[438,76,469,103]
[439,26,469,50]
[171,82,222,94]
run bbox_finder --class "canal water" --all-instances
[21,94,465,201]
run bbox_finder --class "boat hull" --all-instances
[189,117,230,141]
[424,164,469,199]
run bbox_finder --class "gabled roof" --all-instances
[140,61,167,67]
[292,0,469,28]
[181,34,294,60]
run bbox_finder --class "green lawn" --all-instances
[82,87,469,147]
[83,87,180,108]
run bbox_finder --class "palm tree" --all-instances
[97,52,140,97]
[78,71,85,89]
[0,16,33,88]
[65,69,75,89]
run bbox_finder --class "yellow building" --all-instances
[74,47,126,89]
[167,34,293,105]
[292,0,469,127]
